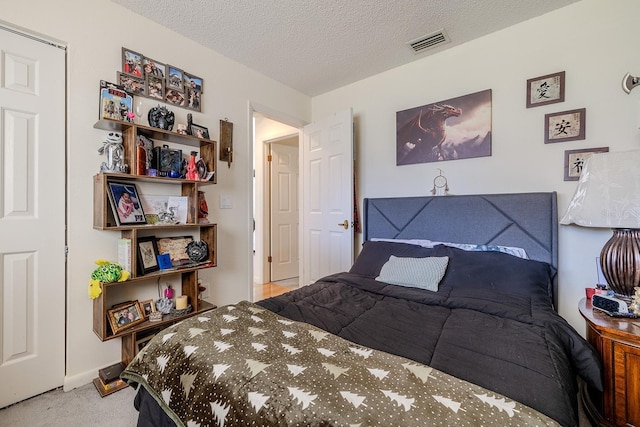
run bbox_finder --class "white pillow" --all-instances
[371,238,528,259]
[375,256,449,292]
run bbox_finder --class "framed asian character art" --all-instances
[544,108,586,144]
[564,147,608,181]
[526,71,565,108]
[137,236,159,275]
[107,300,144,334]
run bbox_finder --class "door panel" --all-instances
[0,27,66,408]
[301,109,353,286]
[270,142,299,281]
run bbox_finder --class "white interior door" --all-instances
[270,142,299,281]
[301,109,353,286]
[0,27,66,408]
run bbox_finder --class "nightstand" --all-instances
[579,297,640,426]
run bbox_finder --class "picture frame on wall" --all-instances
[184,72,203,112]
[117,72,145,96]
[526,71,565,108]
[122,47,143,78]
[167,65,184,91]
[106,181,146,226]
[142,57,166,80]
[137,236,159,275]
[564,147,609,181]
[107,301,144,334]
[544,108,586,144]
[146,75,165,100]
[165,89,186,107]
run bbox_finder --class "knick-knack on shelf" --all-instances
[186,151,199,180]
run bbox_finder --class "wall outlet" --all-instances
[219,195,233,209]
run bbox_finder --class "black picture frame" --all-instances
[526,71,565,108]
[106,181,146,226]
[189,124,209,139]
[544,108,586,144]
[137,236,159,275]
[564,147,609,181]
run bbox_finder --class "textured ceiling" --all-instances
[112,0,580,96]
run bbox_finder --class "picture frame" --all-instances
[122,48,143,78]
[544,108,586,144]
[166,65,184,91]
[106,181,146,226]
[165,89,186,107]
[156,235,194,266]
[140,299,156,319]
[526,71,565,108]
[189,123,209,139]
[117,72,145,96]
[564,147,609,181]
[136,334,154,352]
[137,236,159,275]
[184,72,203,112]
[107,301,144,334]
[146,75,165,100]
[142,57,166,80]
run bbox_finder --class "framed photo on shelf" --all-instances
[544,108,586,144]
[137,236,159,275]
[156,236,194,266]
[140,299,156,319]
[564,147,609,181]
[122,47,143,78]
[107,181,146,226]
[107,301,144,334]
[189,123,209,139]
[526,71,565,108]
[166,65,184,91]
[136,334,154,352]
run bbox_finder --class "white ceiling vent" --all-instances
[407,29,450,54]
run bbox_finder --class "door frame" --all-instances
[248,101,306,298]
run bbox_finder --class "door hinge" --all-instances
[267,154,272,162]
[65,245,69,258]
[267,255,272,263]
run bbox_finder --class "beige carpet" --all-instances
[0,382,139,427]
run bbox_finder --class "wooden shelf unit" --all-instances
[92,119,218,363]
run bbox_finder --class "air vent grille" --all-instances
[407,29,450,54]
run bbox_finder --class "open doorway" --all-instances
[253,112,301,301]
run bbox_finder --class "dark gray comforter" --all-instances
[257,243,602,427]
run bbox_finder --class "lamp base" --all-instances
[600,228,640,298]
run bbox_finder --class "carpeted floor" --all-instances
[0,381,139,427]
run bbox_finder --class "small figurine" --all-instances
[98,131,128,173]
[186,151,199,180]
[198,191,209,224]
[148,105,175,130]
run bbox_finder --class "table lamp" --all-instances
[560,150,640,298]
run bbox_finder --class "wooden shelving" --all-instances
[92,118,218,363]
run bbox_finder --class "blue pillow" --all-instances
[375,256,449,291]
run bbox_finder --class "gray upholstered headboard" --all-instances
[363,193,558,304]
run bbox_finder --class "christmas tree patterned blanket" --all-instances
[122,301,559,427]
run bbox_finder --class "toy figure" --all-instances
[186,151,199,180]
[198,191,209,224]
[98,131,128,173]
[88,260,130,299]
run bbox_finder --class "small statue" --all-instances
[98,131,128,173]
[186,240,209,263]
[187,113,193,135]
[148,105,175,130]
[198,191,209,224]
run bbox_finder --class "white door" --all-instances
[301,109,353,286]
[270,142,299,281]
[0,27,66,408]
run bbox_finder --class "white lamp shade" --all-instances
[560,150,640,228]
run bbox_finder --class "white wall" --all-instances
[312,0,640,333]
[0,0,311,389]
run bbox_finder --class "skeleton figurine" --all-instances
[98,131,129,173]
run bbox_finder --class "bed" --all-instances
[121,192,602,427]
